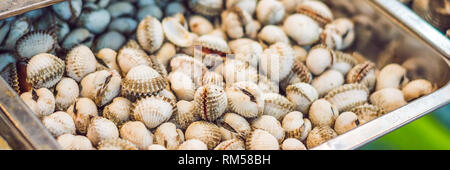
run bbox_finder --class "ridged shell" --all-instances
[103,97,131,126]
[154,122,185,150]
[174,100,199,130]
[262,93,295,120]
[137,16,164,53]
[350,104,385,125]
[309,99,339,127]
[246,129,279,150]
[258,25,290,47]
[306,44,336,76]
[162,15,194,47]
[20,88,55,117]
[254,74,279,93]
[202,71,225,87]
[97,138,137,150]
[42,111,76,137]
[195,35,231,54]
[188,0,223,16]
[281,138,307,150]
[226,81,264,118]
[285,83,319,114]
[334,111,359,135]
[283,14,321,46]
[57,134,95,150]
[312,69,344,97]
[65,45,97,82]
[280,60,313,91]
[325,84,369,112]
[331,51,358,75]
[282,111,306,139]
[296,0,333,26]
[185,121,221,149]
[214,138,245,150]
[228,38,262,67]
[251,115,285,143]
[306,126,337,149]
[170,54,208,88]
[67,98,98,134]
[81,70,122,107]
[321,18,355,50]
[177,139,208,150]
[15,31,57,60]
[55,77,79,111]
[168,71,195,101]
[120,121,154,150]
[194,84,228,122]
[218,59,258,86]
[86,117,119,146]
[259,42,295,82]
[256,0,285,25]
[217,112,252,139]
[369,88,407,113]
[121,65,167,100]
[346,61,376,91]
[26,53,65,88]
[117,47,151,76]
[132,95,176,129]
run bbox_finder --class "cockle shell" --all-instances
[296,0,333,26]
[245,129,279,150]
[168,71,195,101]
[370,88,407,113]
[66,45,97,82]
[81,70,122,107]
[214,138,245,150]
[194,84,228,122]
[262,93,295,120]
[177,139,208,150]
[309,99,339,127]
[97,138,137,150]
[251,115,285,143]
[120,121,154,150]
[254,74,279,93]
[121,65,167,100]
[280,60,313,91]
[15,31,57,60]
[331,51,358,75]
[132,95,176,129]
[147,144,167,150]
[312,69,344,97]
[376,64,409,91]
[257,25,290,47]
[283,14,321,46]
[189,15,214,36]
[228,38,262,68]
[96,48,120,72]
[185,121,221,149]
[217,59,258,86]
[321,18,355,50]
[156,42,176,68]
[217,112,252,139]
[306,126,337,149]
[286,82,319,114]
[325,84,369,112]
[256,0,285,25]
[86,117,119,146]
[226,0,257,15]
[259,42,295,82]
[282,111,311,141]
[281,138,307,150]
[117,47,151,76]
[20,88,55,118]
[202,71,225,87]
[293,45,308,63]
[195,35,231,56]
[350,104,385,125]
[137,16,164,53]
[226,81,264,118]
[154,122,185,150]
[346,61,376,91]
[57,134,95,150]
[306,44,336,76]
[162,14,194,47]
[175,100,200,130]
[103,97,132,126]
[188,0,223,16]
[334,111,359,135]
[42,111,76,137]
[170,54,208,88]
[26,53,65,88]
[67,98,98,134]
[402,79,435,101]
[221,9,245,39]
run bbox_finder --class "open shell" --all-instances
[162,14,194,47]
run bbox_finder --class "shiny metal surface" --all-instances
[0,0,66,20]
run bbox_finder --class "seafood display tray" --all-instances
[0,0,449,150]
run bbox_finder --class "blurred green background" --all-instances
[360,104,450,150]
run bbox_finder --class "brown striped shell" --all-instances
[185,121,222,149]
[281,138,307,150]
[132,95,176,129]
[216,112,252,139]
[325,84,369,112]
[306,126,337,149]
[285,82,319,114]
[331,51,358,75]
[296,0,333,26]
[174,100,200,130]
[103,97,132,126]
[65,45,97,82]
[67,98,98,134]
[188,0,224,16]
[350,104,385,125]
[214,138,245,150]
[26,53,65,88]
[137,16,164,53]
[262,93,295,120]
[282,111,311,141]
[346,61,376,91]
[280,60,313,91]
[97,138,137,150]
[245,129,279,150]
[121,65,167,100]
[194,84,228,122]
[226,81,264,118]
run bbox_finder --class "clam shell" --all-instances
[332,51,358,75]
[96,48,120,74]
[214,138,245,150]
[195,35,231,55]
[218,59,258,86]
[376,64,408,91]
[283,14,321,46]
[334,111,359,135]
[194,84,228,122]
[306,44,336,76]
[170,54,208,88]
[121,65,167,100]
[26,53,65,88]
[245,129,279,150]
[20,88,55,118]
[103,97,132,126]
[256,0,285,25]
[258,25,290,47]
[312,69,344,97]
[202,71,225,87]
[42,111,76,137]
[117,47,151,76]
[15,31,57,61]
[280,60,312,92]
[132,95,176,129]
[55,78,79,111]
[162,15,194,47]
[350,104,385,125]
[97,138,137,150]
[285,82,319,114]
[86,117,119,146]
[189,15,214,36]
[137,16,164,53]
[67,98,98,134]
[309,99,339,127]
[296,0,333,26]
[156,42,176,68]
[346,61,376,91]
[174,100,200,130]
[321,18,355,50]
[177,139,208,150]
[402,79,435,101]
[188,0,223,16]
[259,42,295,82]
[66,45,97,82]
[281,138,307,150]
[306,126,337,149]
[262,93,295,120]
[185,121,222,149]
[168,71,195,101]
[217,112,252,139]
[369,88,407,113]
[251,115,285,143]
[226,81,264,118]
[228,38,262,67]
[120,121,154,150]
[325,84,369,112]
[147,144,167,150]
[57,134,95,150]
[82,70,122,107]
[154,122,185,150]
[282,111,306,139]
[254,74,279,93]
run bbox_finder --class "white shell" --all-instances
[258,25,289,46]
[226,81,264,118]
[325,84,369,112]
[286,83,319,114]
[259,42,295,82]
[132,95,176,129]
[402,79,434,101]
[96,48,120,72]
[282,111,308,140]
[26,53,65,89]
[20,88,55,118]
[309,99,339,127]
[306,126,337,149]
[370,88,407,113]
[214,138,245,150]
[376,64,408,91]
[154,122,185,150]
[81,70,122,107]
[42,111,76,137]
[117,47,150,76]
[177,139,208,150]
[147,144,167,150]
[174,100,199,130]
[194,84,228,122]
[162,15,194,47]
[246,129,279,150]
[67,98,98,134]
[55,77,79,111]
[251,115,285,143]
[121,65,167,100]
[185,121,221,149]
[312,69,344,97]
[334,111,359,135]
[218,112,252,139]
[281,138,307,150]
[189,15,214,36]
[97,138,137,150]
[256,0,285,25]
[57,134,95,150]
[283,14,321,46]
[103,97,132,126]
[228,38,262,67]
[306,44,336,75]
[65,45,97,82]
[86,117,119,145]
[120,121,154,150]
[262,92,295,120]
[137,16,164,53]
[168,71,195,101]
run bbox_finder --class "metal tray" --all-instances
[0,0,448,150]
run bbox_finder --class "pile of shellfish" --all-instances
[0,0,437,150]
